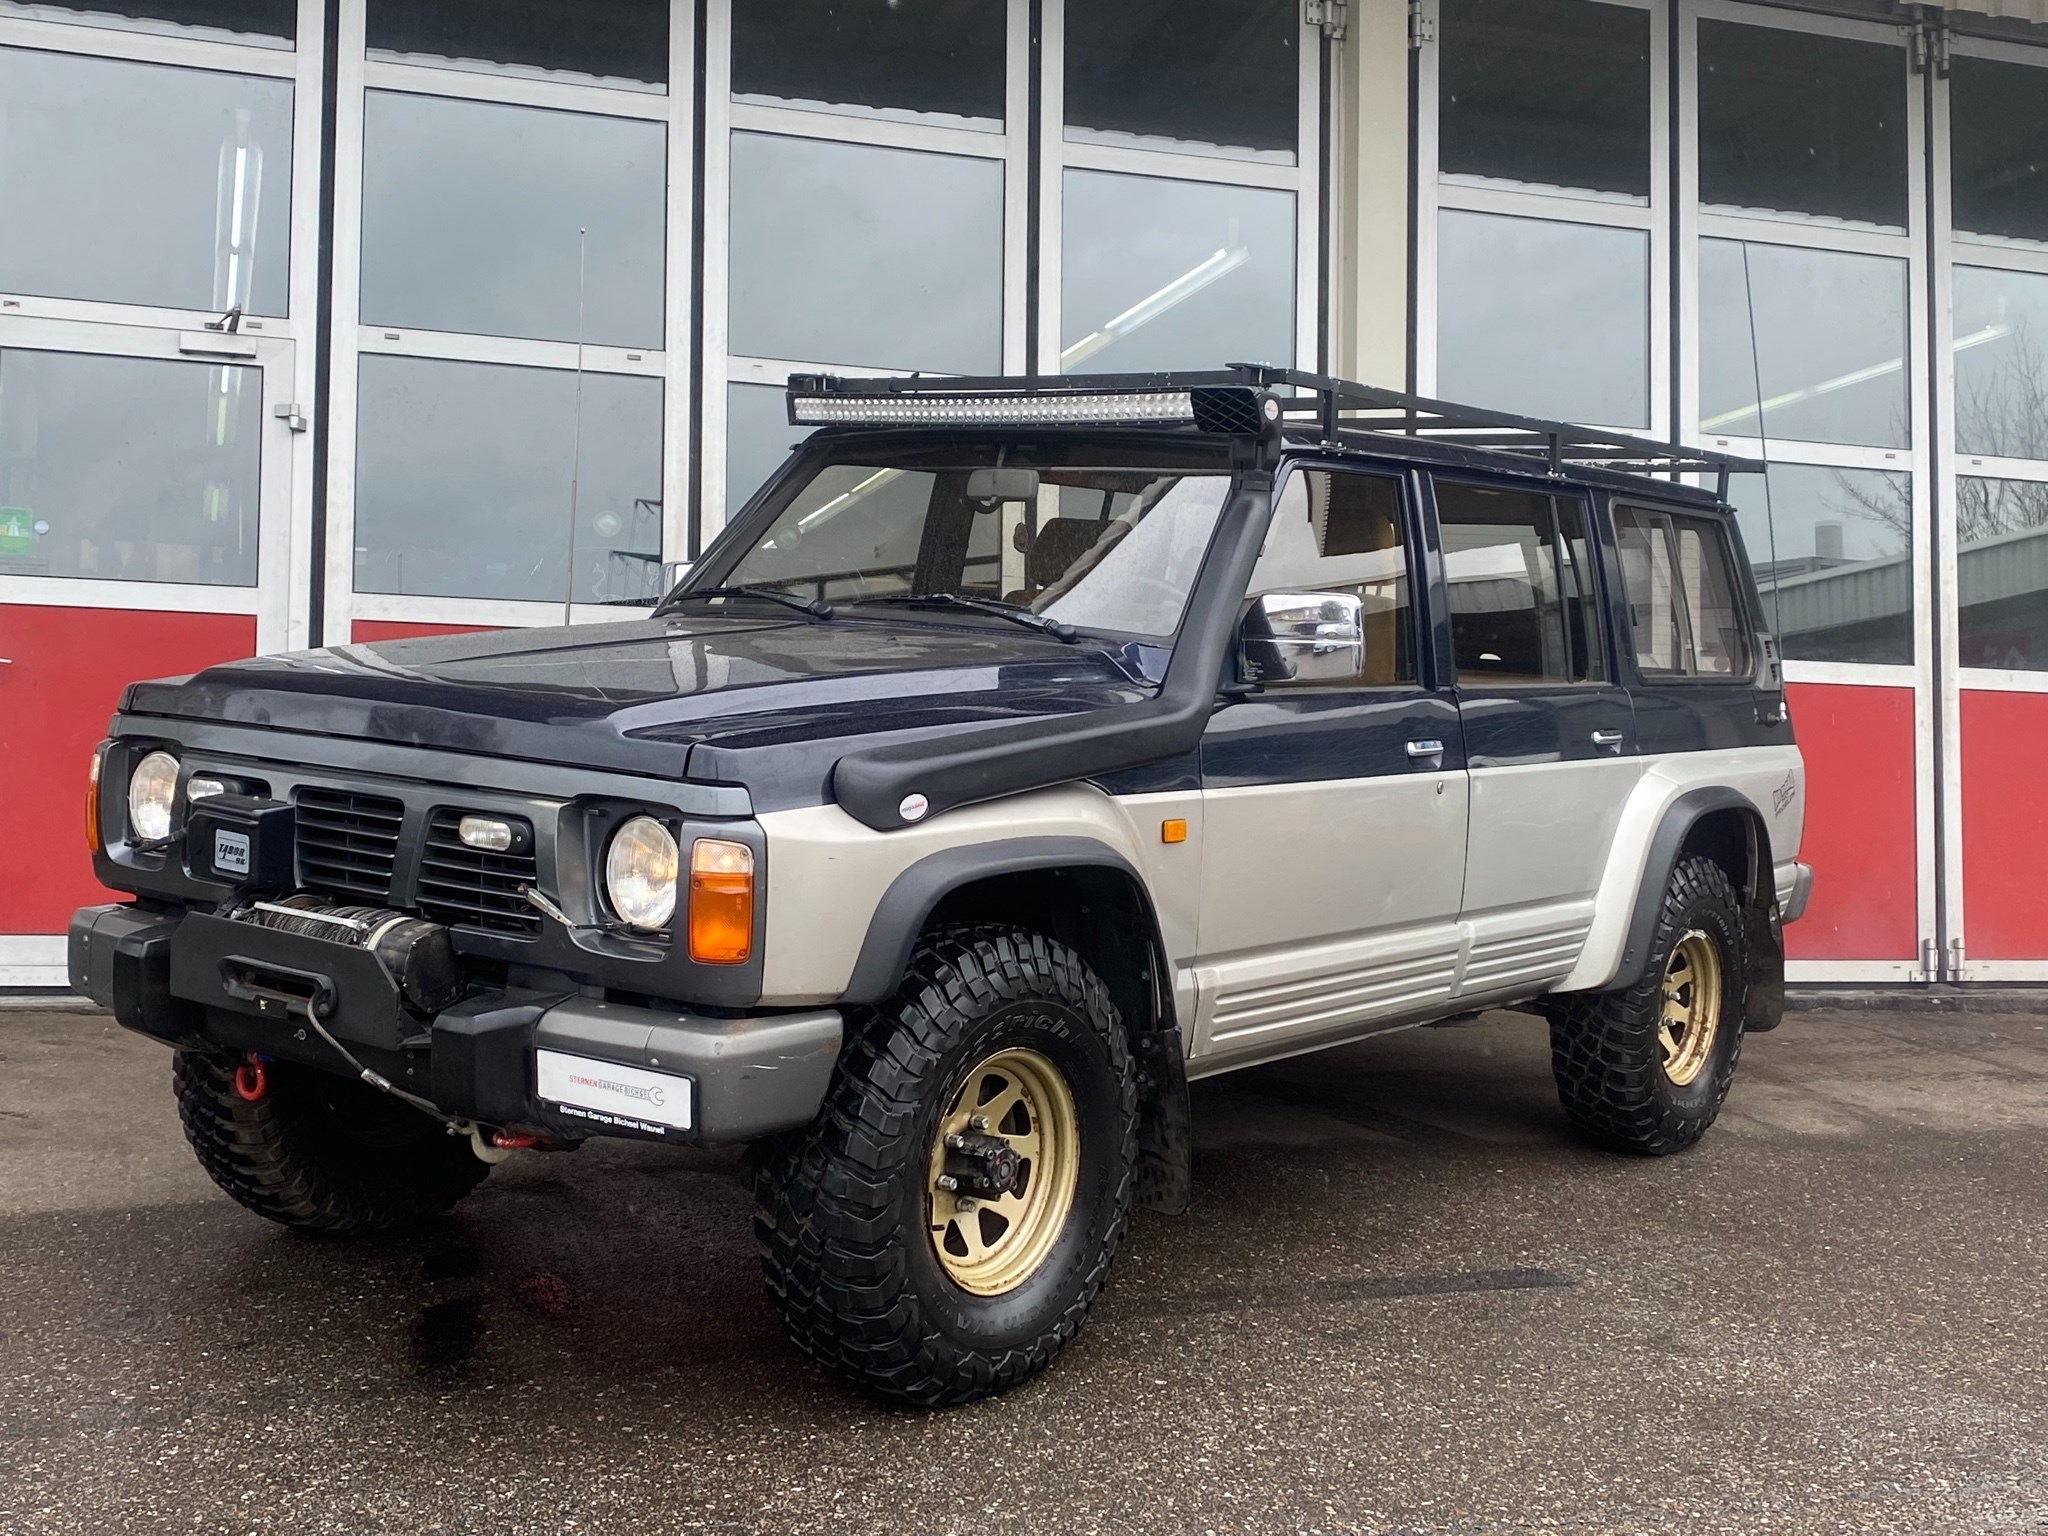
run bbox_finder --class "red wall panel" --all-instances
[0,603,255,935]
[1784,681,1919,961]
[350,620,490,644]
[1960,691,2048,961]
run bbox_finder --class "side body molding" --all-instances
[842,836,1149,1004]
[1556,755,1798,995]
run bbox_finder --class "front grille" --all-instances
[416,809,541,936]
[294,787,404,901]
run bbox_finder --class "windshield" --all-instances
[711,443,1235,641]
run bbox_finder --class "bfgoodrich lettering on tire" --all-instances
[753,925,1137,1408]
[1545,855,1749,1156]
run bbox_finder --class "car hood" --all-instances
[119,614,1161,806]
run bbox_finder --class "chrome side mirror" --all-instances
[1239,590,1365,686]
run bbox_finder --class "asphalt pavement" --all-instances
[2,1000,2045,1536]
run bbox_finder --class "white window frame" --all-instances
[1037,1,1322,379]
[1415,0,1670,442]
[0,4,324,981]
[1678,0,1934,980]
[325,0,693,637]
[699,0,1030,550]
[1931,34,2048,979]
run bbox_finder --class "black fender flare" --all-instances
[1602,786,1774,994]
[841,836,1151,1004]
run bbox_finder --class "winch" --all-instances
[235,894,462,1015]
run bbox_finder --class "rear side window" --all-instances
[1434,481,1606,685]
[1615,506,1754,678]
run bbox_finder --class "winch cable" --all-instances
[295,988,452,1124]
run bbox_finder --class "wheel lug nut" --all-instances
[970,1115,990,1131]
[945,1133,965,1149]
[936,1174,958,1191]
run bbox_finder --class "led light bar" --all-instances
[789,389,1195,428]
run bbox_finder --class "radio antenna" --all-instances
[564,226,588,627]
[1739,241,1783,635]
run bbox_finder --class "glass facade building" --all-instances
[1,0,2044,986]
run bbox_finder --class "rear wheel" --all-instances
[1547,855,1748,1155]
[173,1050,489,1236]
[754,926,1137,1407]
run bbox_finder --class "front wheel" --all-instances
[1546,854,1749,1155]
[754,926,1137,1408]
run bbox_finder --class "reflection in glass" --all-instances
[367,0,667,92]
[0,48,293,314]
[0,349,262,587]
[1729,463,1911,664]
[360,92,666,348]
[1699,240,1910,450]
[732,0,1003,131]
[1439,0,1650,198]
[0,1,291,46]
[1950,57,2048,246]
[726,382,814,518]
[1436,210,1647,427]
[354,356,663,604]
[720,445,1231,640]
[728,133,1003,375]
[1959,477,2048,671]
[1698,21,1906,228]
[1065,0,1297,163]
[1955,267,2048,462]
[1061,171,1293,373]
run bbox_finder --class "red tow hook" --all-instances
[232,1052,269,1104]
[490,1132,544,1151]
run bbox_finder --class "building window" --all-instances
[1698,239,1910,450]
[1063,0,1299,165]
[0,0,292,48]
[365,0,669,93]
[0,348,263,587]
[1435,210,1649,428]
[0,46,294,315]
[1438,0,1650,199]
[1424,0,1661,433]
[353,355,663,604]
[359,90,666,348]
[1698,20,1906,230]
[1949,56,2048,247]
[1060,171,1295,374]
[1050,0,1315,379]
[727,132,1004,375]
[731,0,1004,130]
[1729,463,1912,666]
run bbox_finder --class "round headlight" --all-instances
[127,751,179,843]
[605,815,679,931]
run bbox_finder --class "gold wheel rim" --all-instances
[925,1047,1080,1297]
[1660,931,1723,1087]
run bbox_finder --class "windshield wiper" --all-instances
[854,592,1079,644]
[655,585,833,620]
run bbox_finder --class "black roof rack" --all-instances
[787,363,1765,498]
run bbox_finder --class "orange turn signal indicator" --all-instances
[1161,818,1188,845]
[688,837,754,964]
[85,746,104,855]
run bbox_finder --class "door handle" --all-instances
[1406,738,1445,762]
[1591,729,1625,751]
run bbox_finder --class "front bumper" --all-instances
[69,903,840,1145]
